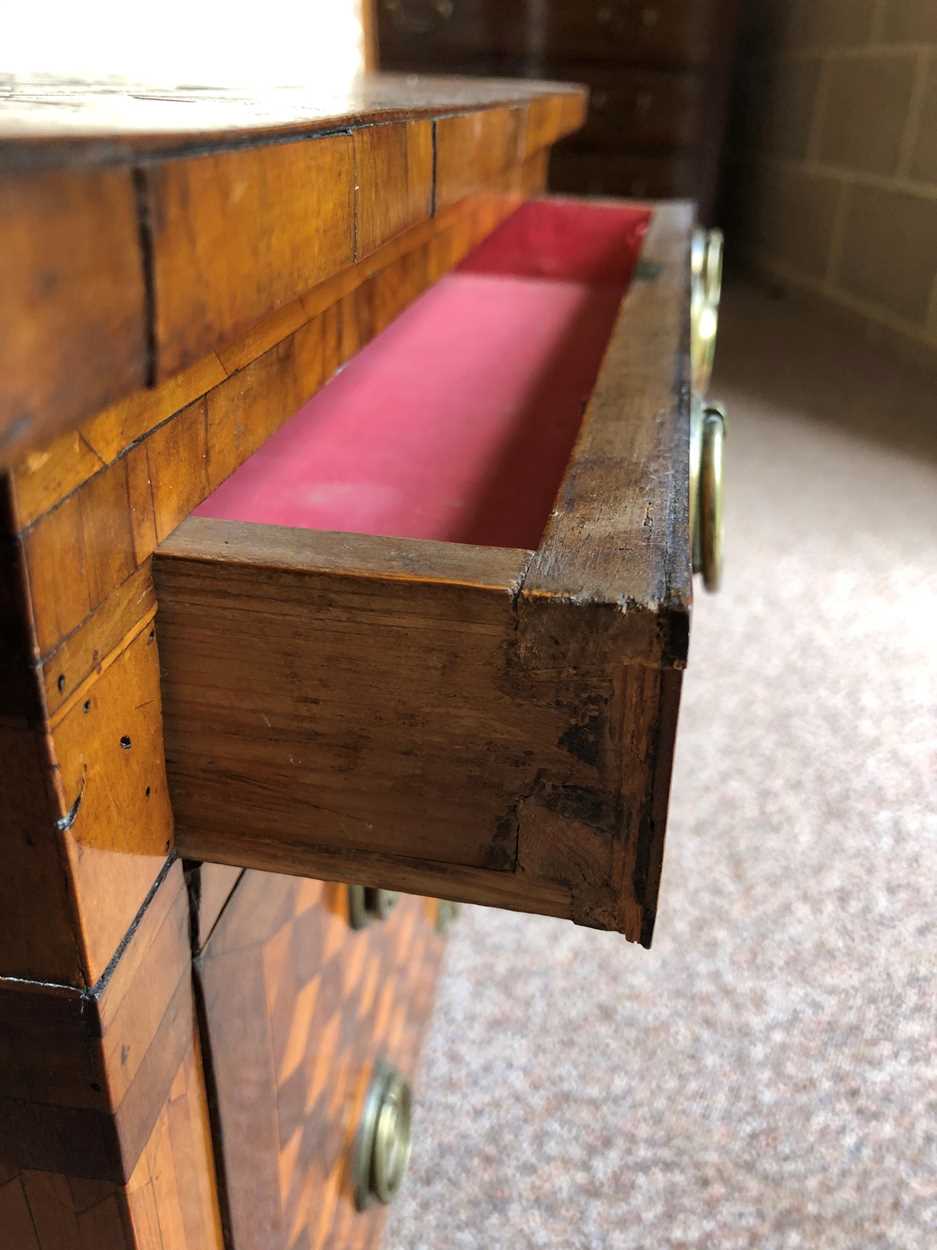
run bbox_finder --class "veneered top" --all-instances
[0,71,586,465]
[0,72,586,168]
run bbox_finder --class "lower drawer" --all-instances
[154,195,693,945]
[195,871,444,1250]
[566,66,705,152]
[550,149,702,201]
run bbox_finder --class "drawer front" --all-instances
[550,148,702,199]
[568,68,705,152]
[378,0,727,68]
[378,0,530,61]
[545,0,725,66]
[155,196,693,945]
[195,873,444,1250]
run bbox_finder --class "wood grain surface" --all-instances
[0,171,540,989]
[154,203,691,942]
[0,72,577,1250]
[0,74,584,157]
[0,1036,222,1250]
[0,167,147,466]
[0,860,223,1250]
[195,872,444,1250]
[0,75,584,464]
[145,136,356,380]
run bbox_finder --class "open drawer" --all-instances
[154,197,696,945]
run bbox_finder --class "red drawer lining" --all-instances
[197,200,650,551]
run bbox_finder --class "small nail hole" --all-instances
[57,674,66,693]
[120,735,132,750]
[144,785,151,797]
[83,699,92,713]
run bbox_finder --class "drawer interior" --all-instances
[156,198,691,941]
[196,199,651,550]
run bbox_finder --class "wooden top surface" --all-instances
[1,72,585,465]
[0,72,586,168]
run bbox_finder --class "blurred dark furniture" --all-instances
[376,0,740,221]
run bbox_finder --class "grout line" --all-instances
[896,49,931,178]
[824,178,851,290]
[759,43,930,62]
[743,250,937,354]
[927,272,937,338]
[870,0,889,44]
[806,56,832,163]
[751,151,937,201]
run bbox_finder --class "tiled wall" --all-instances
[727,0,937,365]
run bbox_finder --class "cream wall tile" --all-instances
[835,183,937,323]
[760,58,824,159]
[794,0,877,49]
[910,58,937,182]
[819,54,916,175]
[880,0,937,44]
[731,0,937,363]
[739,165,843,279]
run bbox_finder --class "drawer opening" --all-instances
[196,199,651,550]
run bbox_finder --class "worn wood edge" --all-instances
[628,666,684,946]
[177,830,573,924]
[519,199,694,668]
[155,517,532,593]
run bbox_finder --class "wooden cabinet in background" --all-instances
[376,0,741,220]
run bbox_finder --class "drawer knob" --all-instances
[354,1061,413,1209]
[348,885,400,929]
[690,227,723,395]
[690,396,726,593]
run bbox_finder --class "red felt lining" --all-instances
[196,200,651,550]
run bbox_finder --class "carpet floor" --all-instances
[384,282,937,1250]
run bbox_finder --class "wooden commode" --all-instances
[0,72,722,1249]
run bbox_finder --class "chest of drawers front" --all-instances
[0,73,700,1250]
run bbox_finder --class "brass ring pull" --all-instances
[690,396,727,593]
[353,1061,413,1209]
[690,227,724,395]
[348,885,400,930]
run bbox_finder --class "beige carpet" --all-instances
[385,283,937,1250]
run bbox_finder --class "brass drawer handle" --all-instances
[353,1061,413,1209]
[690,227,723,395]
[348,885,400,930]
[690,396,726,593]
